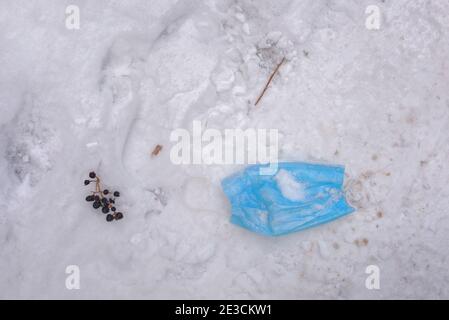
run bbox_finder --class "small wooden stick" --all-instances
[254,57,286,106]
[151,144,163,157]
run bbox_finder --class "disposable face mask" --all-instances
[221,162,355,236]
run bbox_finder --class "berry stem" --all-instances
[95,176,101,194]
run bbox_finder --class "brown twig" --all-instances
[151,144,163,157]
[254,57,286,106]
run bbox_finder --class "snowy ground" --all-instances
[1,0,449,299]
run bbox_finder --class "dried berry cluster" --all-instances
[84,171,123,222]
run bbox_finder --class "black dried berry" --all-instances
[85,172,124,222]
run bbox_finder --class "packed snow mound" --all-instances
[275,169,306,201]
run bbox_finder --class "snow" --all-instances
[1,0,449,299]
[275,169,305,201]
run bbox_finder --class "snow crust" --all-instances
[275,169,305,201]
